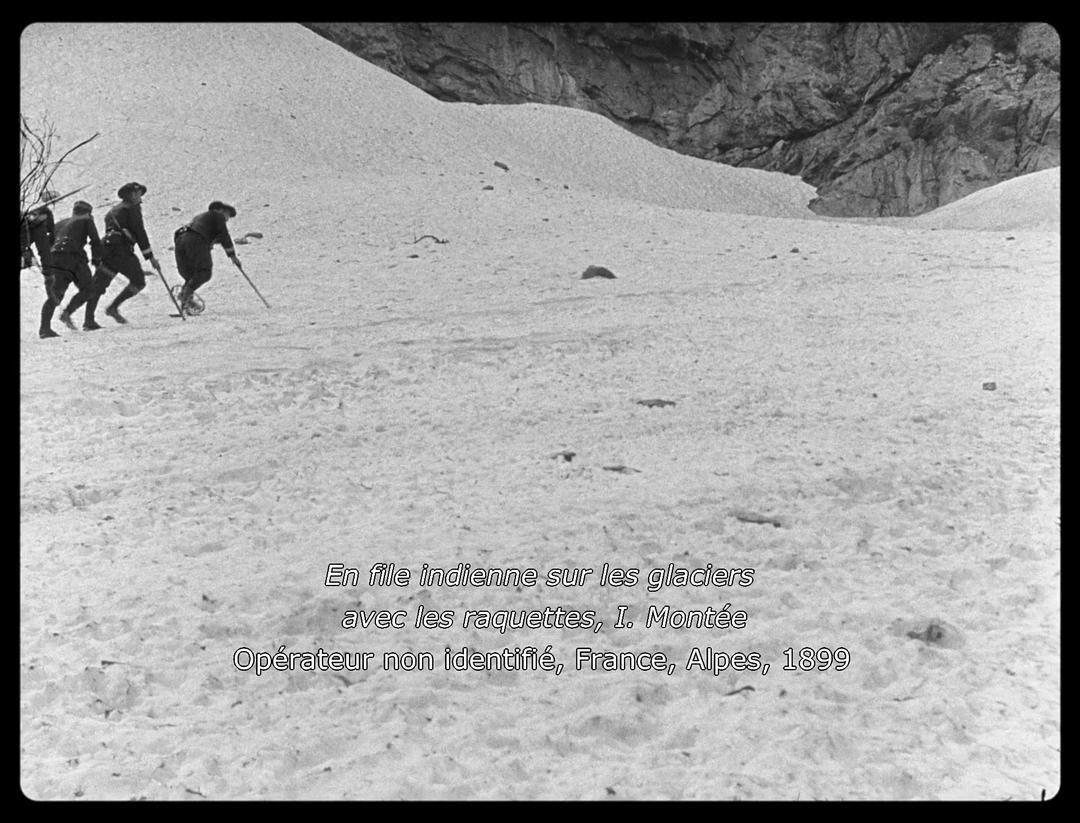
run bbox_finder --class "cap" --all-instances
[209,200,237,217]
[72,200,93,214]
[117,182,147,200]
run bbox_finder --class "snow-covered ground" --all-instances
[21,23,1059,800]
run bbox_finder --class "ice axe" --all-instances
[155,262,187,320]
[232,257,270,309]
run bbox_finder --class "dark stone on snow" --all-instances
[636,398,676,408]
[581,265,616,279]
[730,509,783,528]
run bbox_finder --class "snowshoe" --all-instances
[170,284,205,316]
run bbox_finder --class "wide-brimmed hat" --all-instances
[208,200,237,217]
[117,182,147,200]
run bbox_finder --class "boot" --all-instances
[39,300,56,338]
[105,303,128,324]
[63,291,88,325]
[107,285,137,324]
[83,295,100,330]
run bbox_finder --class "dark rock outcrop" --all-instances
[304,22,1059,217]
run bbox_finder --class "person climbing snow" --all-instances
[173,201,240,314]
[21,188,57,272]
[41,200,103,338]
[82,181,161,329]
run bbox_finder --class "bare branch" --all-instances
[19,113,98,221]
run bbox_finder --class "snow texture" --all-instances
[21,23,1059,800]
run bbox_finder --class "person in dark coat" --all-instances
[21,190,59,318]
[41,201,104,338]
[21,189,57,271]
[82,182,162,329]
[174,201,241,311]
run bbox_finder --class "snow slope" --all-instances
[911,168,1060,232]
[21,23,1059,800]
[19,23,815,219]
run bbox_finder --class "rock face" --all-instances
[304,22,1059,217]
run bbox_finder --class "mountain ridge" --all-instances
[304,22,1060,218]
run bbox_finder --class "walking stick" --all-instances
[233,259,271,309]
[156,263,187,320]
[24,185,89,213]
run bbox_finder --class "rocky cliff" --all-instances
[304,22,1060,217]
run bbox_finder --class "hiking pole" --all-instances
[233,259,271,309]
[155,262,187,320]
[24,184,89,213]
